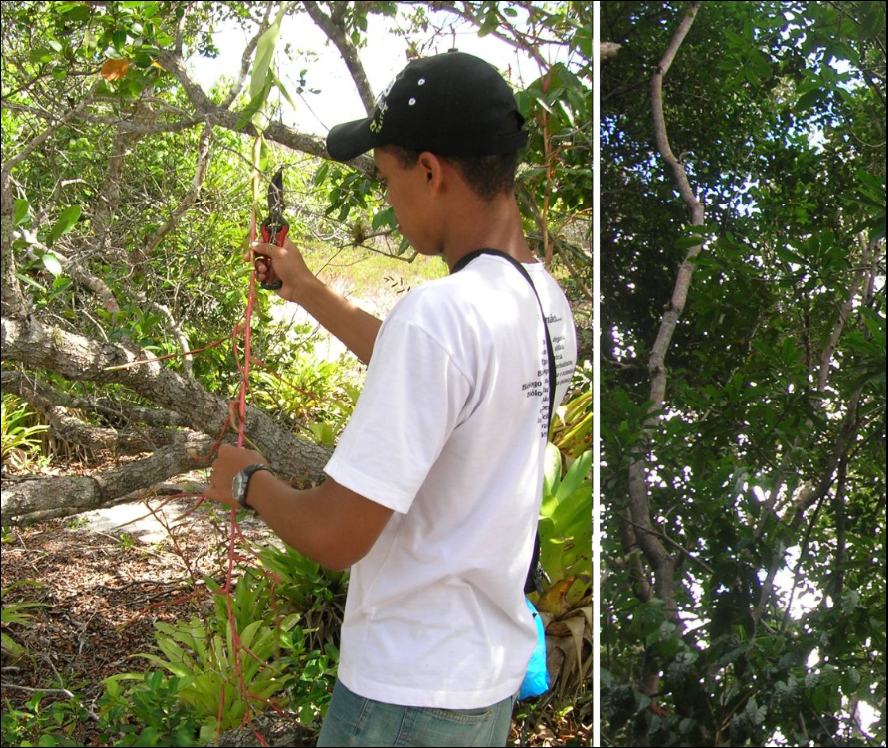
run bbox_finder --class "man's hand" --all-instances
[204,443,269,508]
[249,237,316,304]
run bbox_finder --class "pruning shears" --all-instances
[256,167,288,290]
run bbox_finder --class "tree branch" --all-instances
[302,1,376,115]
[0,81,100,177]
[152,48,374,173]
[1,431,212,525]
[142,126,212,258]
[1,370,187,428]
[622,2,703,633]
[1,315,331,486]
[2,370,176,454]
[816,234,872,392]
[13,230,121,312]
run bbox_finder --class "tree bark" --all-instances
[1,431,213,525]
[1,315,332,523]
[619,4,701,720]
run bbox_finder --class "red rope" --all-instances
[221,201,279,739]
[236,208,260,448]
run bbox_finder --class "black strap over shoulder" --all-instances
[452,250,556,423]
[452,249,556,595]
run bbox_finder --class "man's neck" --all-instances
[442,194,536,271]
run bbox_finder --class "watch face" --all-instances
[232,472,246,503]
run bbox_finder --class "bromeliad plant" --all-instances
[110,569,299,742]
[1,394,49,470]
[551,389,592,458]
[1,579,45,660]
[539,445,592,609]
[550,361,593,458]
[256,541,347,652]
[535,444,592,702]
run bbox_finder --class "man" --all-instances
[204,50,578,746]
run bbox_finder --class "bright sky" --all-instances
[189,8,563,138]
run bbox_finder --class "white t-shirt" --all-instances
[324,253,578,709]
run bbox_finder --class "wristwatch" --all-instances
[231,464,273,511]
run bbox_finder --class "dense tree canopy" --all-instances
[601,2,886,746]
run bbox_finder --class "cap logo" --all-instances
[370,72,402,134]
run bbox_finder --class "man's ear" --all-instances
[417,151,445,195]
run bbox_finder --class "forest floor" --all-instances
[0,494,305,745]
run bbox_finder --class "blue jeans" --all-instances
[316,679,514,747]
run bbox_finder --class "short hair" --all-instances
[381,145,520,203]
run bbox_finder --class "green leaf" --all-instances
[62,4,92,23]
[41,252,64,277]
[48,205,82,243]
[775,246,806,265]
[748,50,771,79]
[556,451,592,503]
[744,696,767,726]
[723,29,746,47]
[856,169,886,192]
[29,48,55,64]
[133,51,153,68]
[236,81,271,131]
[140,653,191,678]
[540,490,558,519]
[552,488,592,539]
[372,206,395,231]
[270,68,297,111]
[478,11,499,37]
[15,272,46,292]
[313,162,330,186]
[543,442,562,496]
[675,235,704,250]
[239,619,265,651]
[14,199,29,225]
[797,86,821,111]
[250,5,288,102]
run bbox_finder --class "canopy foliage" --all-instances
[602,2,886,746]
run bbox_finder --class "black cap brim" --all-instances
[327,117,379,162]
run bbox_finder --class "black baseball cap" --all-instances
[326,51,528,162]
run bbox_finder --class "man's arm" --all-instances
[252,238,382,365]
[204,444,393,571]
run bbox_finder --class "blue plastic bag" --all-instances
[518,597,549,700]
